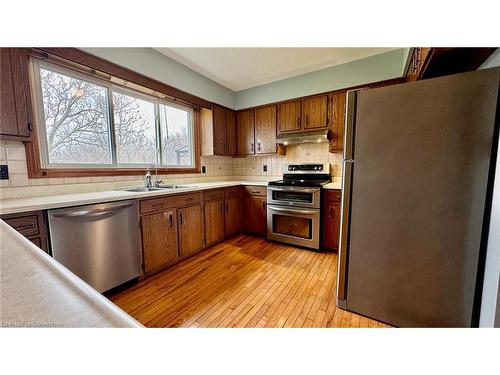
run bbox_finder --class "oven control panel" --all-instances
[285,163,330,173]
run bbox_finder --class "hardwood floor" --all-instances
[110,235,391,328]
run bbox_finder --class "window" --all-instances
[32,59,196,171]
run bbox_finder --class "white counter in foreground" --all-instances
[0,221,141,328]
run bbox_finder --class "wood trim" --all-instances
[35,48,213,109]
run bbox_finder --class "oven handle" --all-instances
[267,206,318,215]
[267,186,320,194]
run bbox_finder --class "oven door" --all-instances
[267,205,320,249]
[267,186,321,209]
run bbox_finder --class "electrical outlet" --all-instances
[0,165,8,180]
[263,164,267,172]
[201,165,206,174]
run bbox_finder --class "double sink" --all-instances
[121,184,195,193]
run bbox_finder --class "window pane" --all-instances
[112,91,157,165]
[39,67,112,165]
[159,103,193,167]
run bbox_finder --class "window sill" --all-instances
[27,166,201,179]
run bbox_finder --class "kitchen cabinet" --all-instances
[203,189,225,246]
[141,210,178,274]
[302,95,329,130]
[236,109,255,155]
[329,91,347,152]
[178,204,204,257]
[241,186,267,237]
[323,190,341,250]
[255,105,278,154]
[224,187,240,237]
[277,100,301,133]
[237,106,284,156]
[1,211,48,253]
[201,105,237,156]
[0,48,32,140]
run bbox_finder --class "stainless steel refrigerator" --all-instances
[337,68,500,327]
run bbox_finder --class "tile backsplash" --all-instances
[0,140,342,198]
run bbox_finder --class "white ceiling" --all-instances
[155,48,397,91]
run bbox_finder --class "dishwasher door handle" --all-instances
[51,202,135,218]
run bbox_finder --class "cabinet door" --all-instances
[302,95,328,130]
[323,192,341,250]
[277,100,301,134]
[0,49,19,137]
[226,109,237,156]
[243,196,267,237]
[141,210,178,274]
[212,104,227,155]
[178,205,204,257]
[237,109,255,155]
[329,92,346,152]
[255,105,277,154]
[204,199,225,246]
[0,48,31,139]
[224,196,240,237]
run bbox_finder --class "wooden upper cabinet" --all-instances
[225,109,237,156]
[212,104,227,155]
[255,105,277,154]
[0,48,31,140]
[302,95,328,130]
[237,109,255,155]
[141,210,178,274]
[329,91,346,152]
[178,204,204,257]
[277,100,301,134]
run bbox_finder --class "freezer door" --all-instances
[345,68,500,327]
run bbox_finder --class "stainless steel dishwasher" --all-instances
[48,200,141,293]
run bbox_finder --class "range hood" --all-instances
[276,129,332,145]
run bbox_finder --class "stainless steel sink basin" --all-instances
[156,184,194,189]
[120,185,195,192]
[122,187,164,192]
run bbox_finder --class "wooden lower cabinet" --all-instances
[242,194,267,237]
[1,211,48,253]
[323,190,341,250]
[178,204,204,257]
[140,210,178,274]
[204,198,224,246]
[224,196,240,237]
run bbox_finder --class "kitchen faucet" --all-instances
[144,169,152,188]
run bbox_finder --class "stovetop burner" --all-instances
[268,163,331,188]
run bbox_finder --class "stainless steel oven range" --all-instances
[267,163,331,249]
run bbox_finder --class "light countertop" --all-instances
[0,220,142,328]
[323,180,342,190]
[0,180,269,215]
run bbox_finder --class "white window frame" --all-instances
[31,58,195,170]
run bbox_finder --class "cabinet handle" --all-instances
[169,213,173,228]
[220,202,223,214]
[225,201,229,212]
[257,142,261,152]
[251,143,254,153]
[262,201,266,212]
[179,211,183,225]
[296,117,300,128]
[305,114,309,125]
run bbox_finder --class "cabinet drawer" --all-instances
[224,186,238,198]
[4,215,39,237]
[140,193,201,214]
[244,185,267,196]
[324,190,342,202]
[203,189,223,201]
